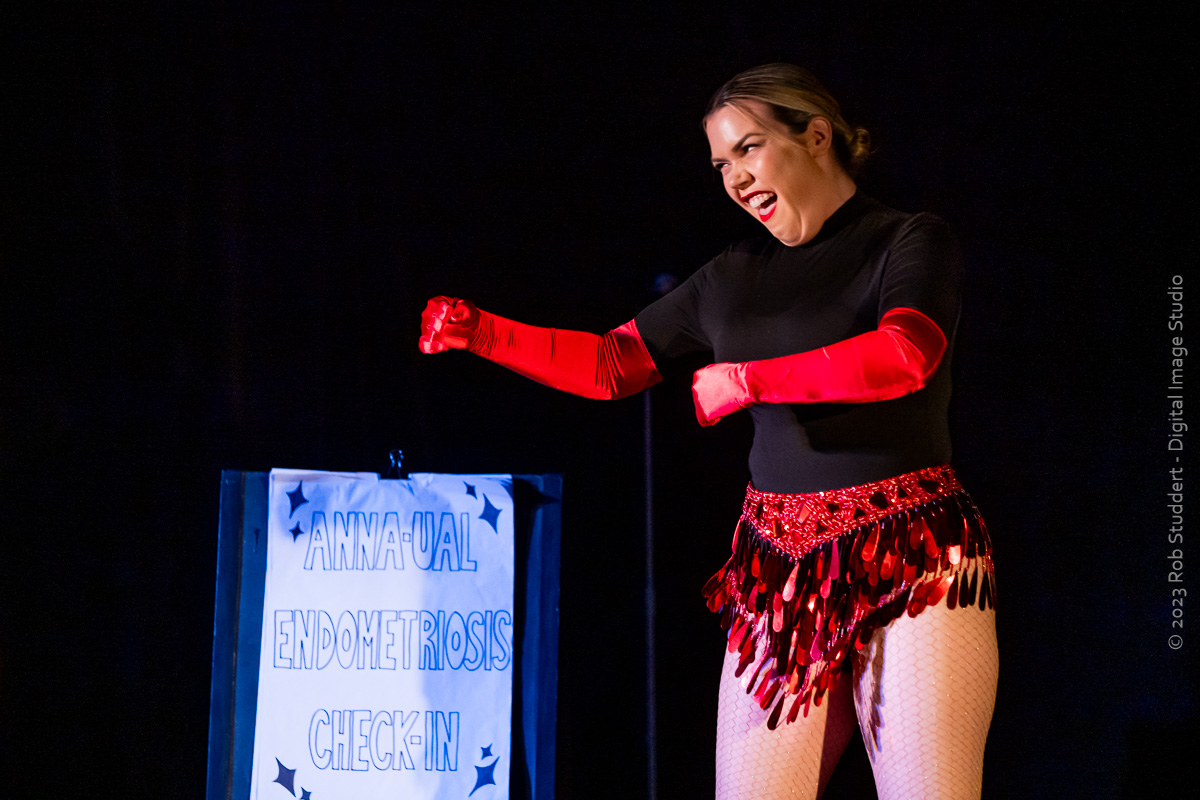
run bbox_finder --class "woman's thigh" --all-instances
[715,643,858,800]
[852,596,999,800]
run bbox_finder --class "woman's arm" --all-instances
[418,296,662,400]
[690,306,947,426]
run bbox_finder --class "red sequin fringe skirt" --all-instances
[701,464,995,729]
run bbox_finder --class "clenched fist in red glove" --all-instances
[418,296,481,353]
[691,362,756,426]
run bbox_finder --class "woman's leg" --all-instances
[715,643,858,800]
[851,583,999,800]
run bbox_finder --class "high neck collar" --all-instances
[794,191,868,248]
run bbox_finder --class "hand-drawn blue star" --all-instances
[480,744,493,759]
[273,758,296,796]
[464,482,477,498]
[289,523,304,542]
[299,790,311,800]
[469,757,498,796]
[287,483,309,517]
[479,495,501,533]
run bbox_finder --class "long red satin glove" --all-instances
[419,296,662,400]
[691,307,948,426]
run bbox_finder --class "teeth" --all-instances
[748,193,776,209]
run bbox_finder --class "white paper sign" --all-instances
[249,469,515,800]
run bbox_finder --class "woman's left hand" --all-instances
[691,362,753,426]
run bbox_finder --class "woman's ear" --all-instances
[801,117,835,157]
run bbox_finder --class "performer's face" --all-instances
[706,100,835,246]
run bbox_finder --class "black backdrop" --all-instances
[5,5,1196,798]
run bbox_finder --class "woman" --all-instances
[419,64,998,800]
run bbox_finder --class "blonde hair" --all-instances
[704,63,871,176]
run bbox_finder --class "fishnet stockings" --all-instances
[716,642,858,799]
[715,598,998,799]
[854,598,998,799]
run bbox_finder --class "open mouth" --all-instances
[744,191,777,221]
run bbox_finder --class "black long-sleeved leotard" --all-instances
[635,192,963,494]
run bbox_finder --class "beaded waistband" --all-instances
[742,465,962,560]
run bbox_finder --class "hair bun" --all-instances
[847,126,872,169]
